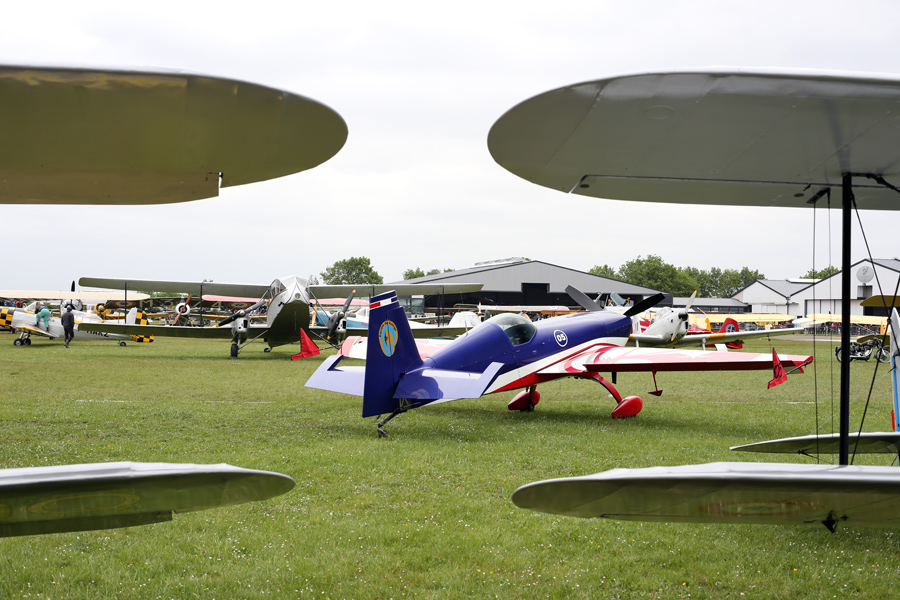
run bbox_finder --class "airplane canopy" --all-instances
[0,65,347,205]
[488,69,900,210]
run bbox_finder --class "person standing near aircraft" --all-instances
[34,303,51,331]
[61,305,75,347]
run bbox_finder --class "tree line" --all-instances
[316,255,839,297]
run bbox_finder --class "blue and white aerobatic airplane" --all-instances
[306,289,813,436]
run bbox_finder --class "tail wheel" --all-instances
[118,341,127,347]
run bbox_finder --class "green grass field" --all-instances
[1,331,898,599]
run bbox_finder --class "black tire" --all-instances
[876,348,890,363]
[25,338,31,345]
[835,346,843,362]
[230,343,239,359]
[13,339,23,346]
[119,341,126,347]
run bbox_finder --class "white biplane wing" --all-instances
[512,462,900,529]
[1,64,346,205]
[0,462,295,537]
[732,433,900,455]
[489,68,900,209]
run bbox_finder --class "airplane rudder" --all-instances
[362,291,422,417]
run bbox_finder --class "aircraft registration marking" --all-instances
[379,320,398,357]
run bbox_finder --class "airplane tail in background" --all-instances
[362,291,424,418]
[719,318,740,334]
[125,308,154,343]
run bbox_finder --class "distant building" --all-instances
[732,279,817,316]
[395,258,667,308]
[733,258,900,318]
[672,296,748,314]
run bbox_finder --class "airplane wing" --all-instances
[79,277,270,299]
[337,335,454,360]
[0,290,150,302]
[512,462,900,528]
[13,324,58,339]
[667,326,806,347]
[537,345,811,376]
[77,323,260,339]
[310,283,483,297]
[0,462,295,537]
[731,432,900,455]
[2,65,346,205]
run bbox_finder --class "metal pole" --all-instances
[839,174,852,466]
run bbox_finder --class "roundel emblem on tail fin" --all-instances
[379,320,398,357]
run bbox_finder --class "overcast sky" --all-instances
[4,1,900,292]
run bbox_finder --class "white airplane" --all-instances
[1,289,155,346]
[0,62,345,535]
[492,68,900,529]
[77,276,483,358]
[565,286,803,349]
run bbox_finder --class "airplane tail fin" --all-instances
[719,318,740,334]
[125,308,154,342]
[362,291,424,418]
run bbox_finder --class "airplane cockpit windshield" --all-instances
[487,313,536,346]
[269,280,286,299]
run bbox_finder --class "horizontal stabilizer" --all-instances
[305,355,365,397]
[394,362,504,403]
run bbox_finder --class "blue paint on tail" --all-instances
[362,291,424,418]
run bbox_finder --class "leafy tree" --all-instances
[618,255,698,296]
[321,257,383,285]
[403,267,450,280]
[801,265,840,279]
[590,264,619,279]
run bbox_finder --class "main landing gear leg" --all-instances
[507,385,541,411]
[583,372,643,418]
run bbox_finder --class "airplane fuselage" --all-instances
[421,310,632,394]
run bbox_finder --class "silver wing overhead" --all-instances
[489,69,900,211]
[79,277,270,299]
[731,433,900,455]
[512,462,900,528]
[0,462,295,537]
[310,283,484,297]
[0,65,347,205]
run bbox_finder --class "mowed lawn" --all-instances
[1,330,898,599]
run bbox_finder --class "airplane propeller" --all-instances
[325,291,355,343]
[565,285,604,312]
[676,291,698,322]
[218,298,266,328]
[624,293,665,317]
[566,285,665,317]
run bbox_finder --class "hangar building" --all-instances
[395,258,667,309]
